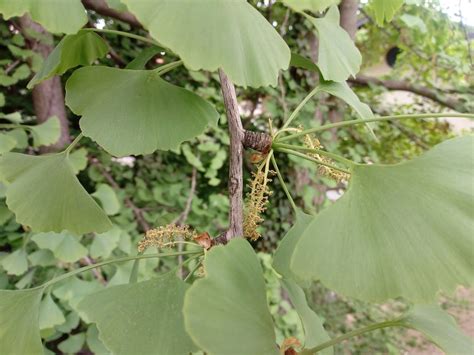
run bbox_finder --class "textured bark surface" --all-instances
[339,0,359,39]
[219,69,244,241]
[243,130,272,154]
[19,16,70,151]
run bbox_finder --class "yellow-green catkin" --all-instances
[138,224,196,252]
[303,134,349,182]
[243,164,274,241]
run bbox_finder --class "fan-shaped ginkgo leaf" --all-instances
[0,152,112,235]
[183,238,278,355]
[65,66,219,157]
[28,30,108,88]
[0,288,44,355]
[307,6,361,82]
[32,232,88,263]
[78,272,197,355]
[291,136,474,302]
[29,116,61,147]
[121,0,290,88]
[0,0,87,34]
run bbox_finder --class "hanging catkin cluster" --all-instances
[138,224,196,252]
[243,168,273,241]
[303,134,349,182]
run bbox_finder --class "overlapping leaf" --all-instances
[183,238,278,355]
[291,136,474,302]
[307,6,362,82]
[0,152,112,235]
[0,288,44,354]
[370,0,405,26]
[66,66,219,156]
[78,272,197,355]
[0,0,87,34]
[32,232,88,263]
[29,116,61,147]
[122,0,290,87]
[28,31,109,88]
[399,304,474,354]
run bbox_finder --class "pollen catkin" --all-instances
[243,168,273,241]
[138,224,196,252]
[303,134,349,182]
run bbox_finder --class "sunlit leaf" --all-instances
[92,184,120,216]
[28,30,108,88]
[281,279,332,352]
[183,238,278,355]
[399,304,474,354]
[281,0,340,13]
[30,116,61,147]
[78,272,197,355]
[291,136,474,302]
[0,0,87,34]
[307,6,361,82]
[370,0,405,26]
[32,231,88,263]
[0,288,44,354]
[122,0,290,87]
[1,249,28,276]
[0,152,112,235]
[65,66,219,156]
[39,292,65,330]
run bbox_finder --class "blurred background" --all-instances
[0,0,472,353]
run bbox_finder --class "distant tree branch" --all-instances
[349,75,468,112]
[81,0,142,28]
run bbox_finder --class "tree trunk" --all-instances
[19,15,70,151]
[339,0,359,40]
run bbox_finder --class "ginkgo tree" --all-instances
[0,0,473,354]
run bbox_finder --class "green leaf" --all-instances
[273,210,312,287]
[281,0,340,13]
[319,80,373,120]
[0,92,4,107]
[65,66,219,156]
[290,52,319,72]
[307,6,361,82]
[78,272,197,355]
[32,231,88,263]
[0,288,44,354]
[399,304,474,354]
[0,0,87,34]
[1,249,28,276]
[125,46,163,70]
[89,226,121,259]
[0,152,112,235]
[68,148,88,174]
[370,0,405,26]
[122,0,290,87]
[281,279,332,352]
[0,133,17,154]
[28,30,109,88]
[53,277,103,310]
[58,333,86,354]
[400,14,427,33]
[183,238,278,355]
[28,249,57,267]
[291,136,474,302]
[86,325,110,355]
[92,184,120,216]
[39,292,66,330]
[30,116,61,147]
[5,129,28,149]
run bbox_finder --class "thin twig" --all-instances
[81,256,107,285]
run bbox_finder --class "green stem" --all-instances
[65,133,84,154]
[0,123,22,129]
[155,60,183,75]
[277,148,351,175]
[278,113,474,142]
[305,320,402,353]
[40,250,202,289]
[86,28,161,47]
[183,257,203,282]
[273,143,354,167]
[270,154,297,213]
[278,86,320,132]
